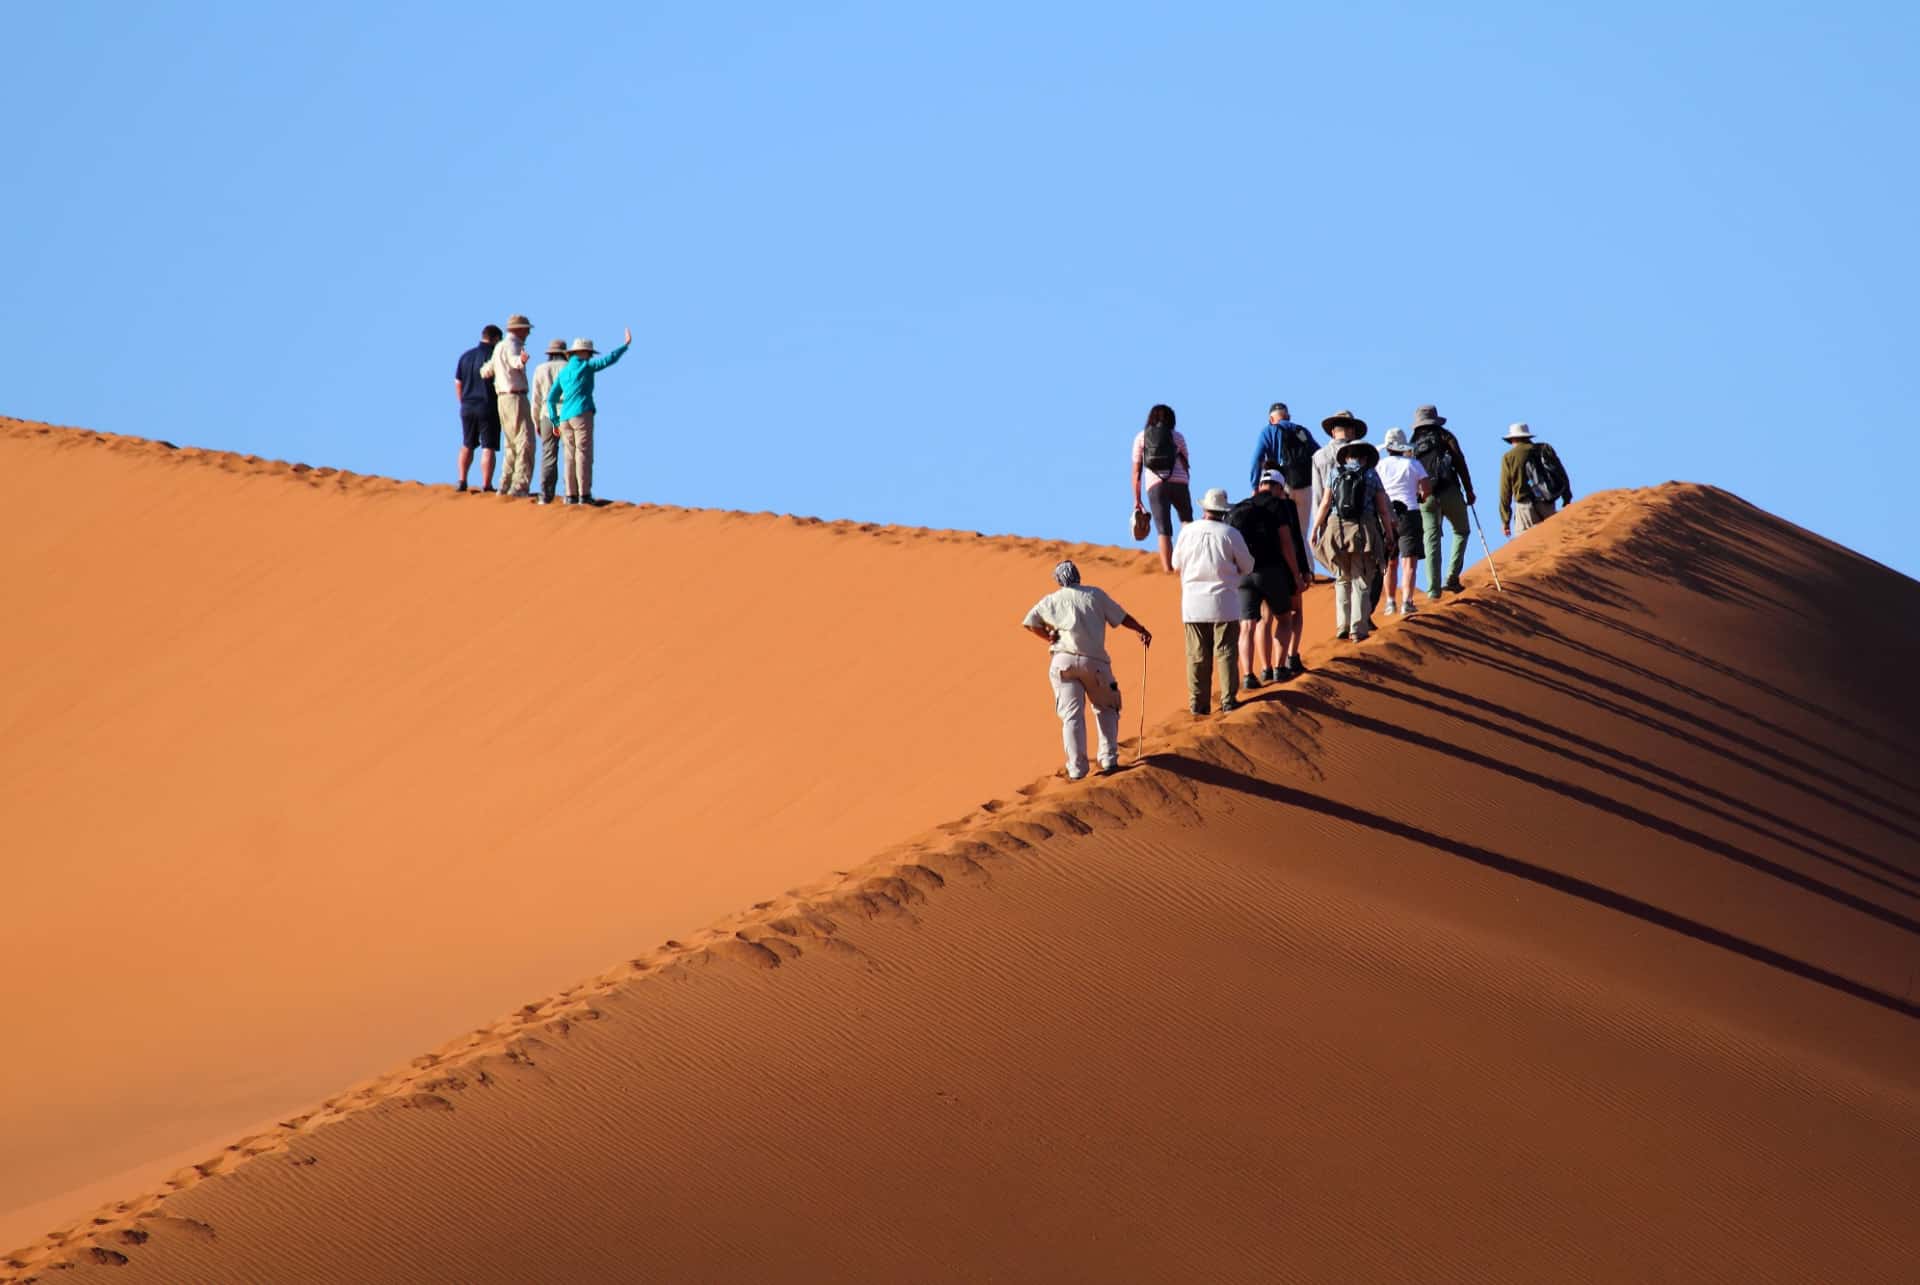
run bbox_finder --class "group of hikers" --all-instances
[1027,401,1573,779]
[453,318,631,504]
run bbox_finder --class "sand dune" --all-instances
[6,420,1919,1281]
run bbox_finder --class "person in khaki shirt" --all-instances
[481,314,537,498]
[529,339,569,505]
[1022,560,1152,780]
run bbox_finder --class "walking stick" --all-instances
[1468,503,1504,592]
[1137,640,1150,763]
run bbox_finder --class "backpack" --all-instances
[1142,423,1179,475]
[1411,428,1456,490]
[1279,427,1317,489]
[1226,496,1282,566]
[1521,444,1567,505]
[1332,465,1371,523]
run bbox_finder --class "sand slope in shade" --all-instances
[7,422,1920,1282]
[0,418,1233,1249]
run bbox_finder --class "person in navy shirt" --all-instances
[454,324,504,492]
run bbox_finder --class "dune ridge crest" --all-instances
[6,421,1917,1282]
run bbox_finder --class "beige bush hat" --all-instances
[506,314,533,332]
[545,338,567,355]
[1381,427,1412,453]
[568,337,596,355]
[1201,487,1231,513]
[1503,422,1535,441]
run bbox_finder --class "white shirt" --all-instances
[1170,518,1254,623]
[1023,585,1129,664]
[1132,429,1191,488]
[480,335,531,393]
[530,357,567,430]
[1376,454,1429,509]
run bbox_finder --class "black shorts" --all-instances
[461,404,502,451]
[1391,503,1423,559]
[1238,567,1298,620]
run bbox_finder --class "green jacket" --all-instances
[1498,441,1572,525]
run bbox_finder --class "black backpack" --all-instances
[1332,466,1371,522]
[1522,444,1567,504]
[1412,429,1456,490]
[1280,427,1317,489]
[1226,496,1282,565]
[1142,423,1179,475]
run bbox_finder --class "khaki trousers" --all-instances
[1049,652,1122,778]
[497,392,535,495]
[1514,499,1554,532]
[1183,621,1239,713]
[562,412,595,499]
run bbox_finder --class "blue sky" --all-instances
[5,2,1916,573]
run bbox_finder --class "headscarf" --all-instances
[1053,560,1081,587]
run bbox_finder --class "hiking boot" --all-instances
[1350,630,1369,643]
[1427,590,1444,602]
[1220,697,1240,713]
[1243,672,1261,691]
[482,485,498,494]
[1288,655,1305,675]
[1098,761,1122,776]
[1445,578,1465,593]
[1335,629,1350,641]
[1402,598,1418,616]
[456,480,469,493]
[1189,704,1209,717]
[1261,666,1278,684]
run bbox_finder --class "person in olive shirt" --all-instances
[1497,422,1574,535]
[1409,404,1476,599]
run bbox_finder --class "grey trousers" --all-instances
[1183,621,1240,712]
[562,412,595,499]
[1050,652,1122,778]
[538,427,561,501]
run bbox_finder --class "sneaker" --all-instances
[1350,631,1369,643]
[1098,761,1122,776]
[1383,600,1398,616]
[1288,655,1305,675]
[1190,704,1209,717]
[1335,629,1350,641]
[1445,578,1465,594]
[534,495,551,506]
[1243,672,1261,691]
[1402,598,1418,616]
[482,485,498,494]
[1261,667,1278,684]
[456,480,469,493]
[1427,590,1444,602]
[1220,697,1240,713]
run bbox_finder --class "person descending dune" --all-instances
[1021,560,1152,780]
[545,328,633,506]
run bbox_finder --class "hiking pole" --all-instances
[1468,503,1504,592]
[1137,640,1150,763]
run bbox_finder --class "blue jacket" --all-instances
[1250,420,1318,490]
[546,342,630,424]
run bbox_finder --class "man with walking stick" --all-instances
[1021,560,1153,781]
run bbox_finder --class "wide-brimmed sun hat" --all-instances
[568,337,596,355]
[1338,441,1380,469]
[1503,422,1535,441]
[1201,487,1231,513]
[1257,468,1287,487]
[506,314,533,332]
[545,338,568,355]
[1411,404,1447,431]
[1322,409,1368,437]
[1381,427,1412,453]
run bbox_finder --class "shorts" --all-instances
[1238,567,1298,620]
[1146,481,1193,536]
[1391,503,1423,559]
[461,404,502,451]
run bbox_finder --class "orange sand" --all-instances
[3,419,1917,1282]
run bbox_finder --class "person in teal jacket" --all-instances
[545,327,631,505]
